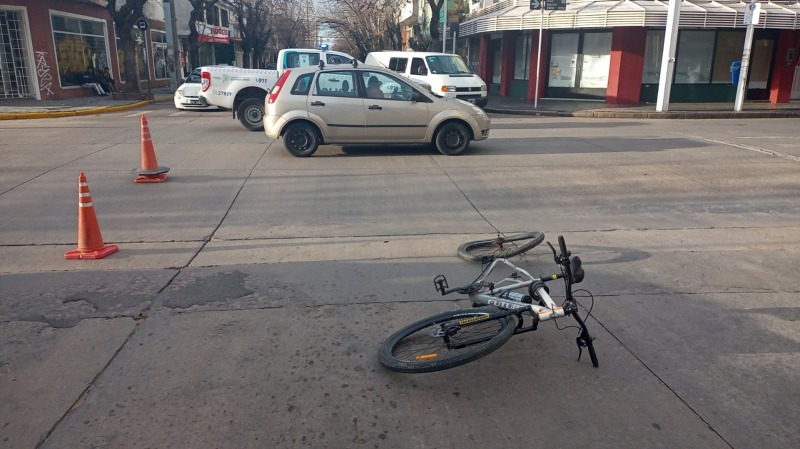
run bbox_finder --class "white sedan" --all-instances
[174,68,219,110]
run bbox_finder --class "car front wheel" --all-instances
[283,122,320,157]
[434,122,470,156]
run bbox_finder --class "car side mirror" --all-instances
[179,78,184,84]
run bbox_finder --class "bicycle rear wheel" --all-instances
[380,307,515,374]
[457,231,545,263]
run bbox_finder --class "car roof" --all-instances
[286,64,396,77]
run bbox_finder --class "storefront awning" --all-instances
[461,0,800,36]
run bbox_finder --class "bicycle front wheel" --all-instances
[457,231,545,262]
[379,307,516,374]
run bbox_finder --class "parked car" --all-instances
[263,64,491,157]
[174,68,217,110]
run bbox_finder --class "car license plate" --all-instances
[188,99,199,104]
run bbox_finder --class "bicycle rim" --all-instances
[457,232,545,262]
[379,307,515,374]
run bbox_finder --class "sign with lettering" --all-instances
[545,0,567,10]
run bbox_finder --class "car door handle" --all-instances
[311,101,325,106]
[368,105,382,110]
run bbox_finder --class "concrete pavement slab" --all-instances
[0,242,202,274]
[38,305,729,449]
[0,169,250,245]
[0,318,136,449]
[215,168,498,240]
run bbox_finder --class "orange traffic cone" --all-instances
[132,114,169,183]
[64,172,118,260]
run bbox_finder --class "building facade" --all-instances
[0,0,241,101]
[460,0,800,103]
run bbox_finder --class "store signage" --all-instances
[198,26,230,44]
[136,18,148,30]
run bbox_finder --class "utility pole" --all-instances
[164,0,182,91]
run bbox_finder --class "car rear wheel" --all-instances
[283,123,320,157]
[237,98,265,131]
[435,122,470,156]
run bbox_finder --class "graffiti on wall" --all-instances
[35,50,54,96]
[56,36,91,82]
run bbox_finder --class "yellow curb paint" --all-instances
[0,100,155,120]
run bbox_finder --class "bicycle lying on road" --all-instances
[380,235,598,374]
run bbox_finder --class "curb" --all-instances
[0,99,156,121]
[484,107,800,119]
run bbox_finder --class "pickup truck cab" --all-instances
[200,48,357,130]
[364,51,487,107]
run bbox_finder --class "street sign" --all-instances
[530,0,541,10]
[743,2,761,25]
[545,0,567,10]
[136,18,149,30]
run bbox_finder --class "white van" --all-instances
[365,51,487,107]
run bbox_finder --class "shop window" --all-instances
[711,31,745,84]
[51,13,110,87]
[152,30,168,80]
[749,38,774,89]
[580,32,611,88]
[642,30,664,84]
[491,40,502,84]
[548,33,579,88]
[514,33,531,80]
[675,30,714,84]
[221,9,229,28]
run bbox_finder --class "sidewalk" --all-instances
[1,88,799,119]
[0,87,175,120]
[483,94,800,119]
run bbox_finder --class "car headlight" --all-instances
[442,85,456,93]
[176,89,184,96]
[480,84,487,92]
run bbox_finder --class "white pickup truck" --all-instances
[199,48,358,130]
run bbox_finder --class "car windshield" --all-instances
[425,55,473,75]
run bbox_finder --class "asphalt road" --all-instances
[1,106,798,449]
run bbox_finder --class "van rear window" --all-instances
[388,58,408,73]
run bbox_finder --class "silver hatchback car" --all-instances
[264,63,491,157]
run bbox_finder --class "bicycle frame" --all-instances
[467,258,567,324]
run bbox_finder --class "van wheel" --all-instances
[237,98,265,131]
[283,123,320,157]
[435,122,470,155]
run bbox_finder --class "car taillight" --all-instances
[267,70,291,104]
[201,71,210,92]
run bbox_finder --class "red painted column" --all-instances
[527,31,550,102]
[478,34,491,85]
[499,31,516,96]
[769,30,800,104]
[607,27,646,104]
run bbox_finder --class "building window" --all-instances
[674,30,714,84]
[152,30,168,79]
[514,33,531,80]
[548,33,579,88]
[221,9,229,28]
[51,13,110,87]
[641,30,663,84]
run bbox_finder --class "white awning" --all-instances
[460,0,800,36]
